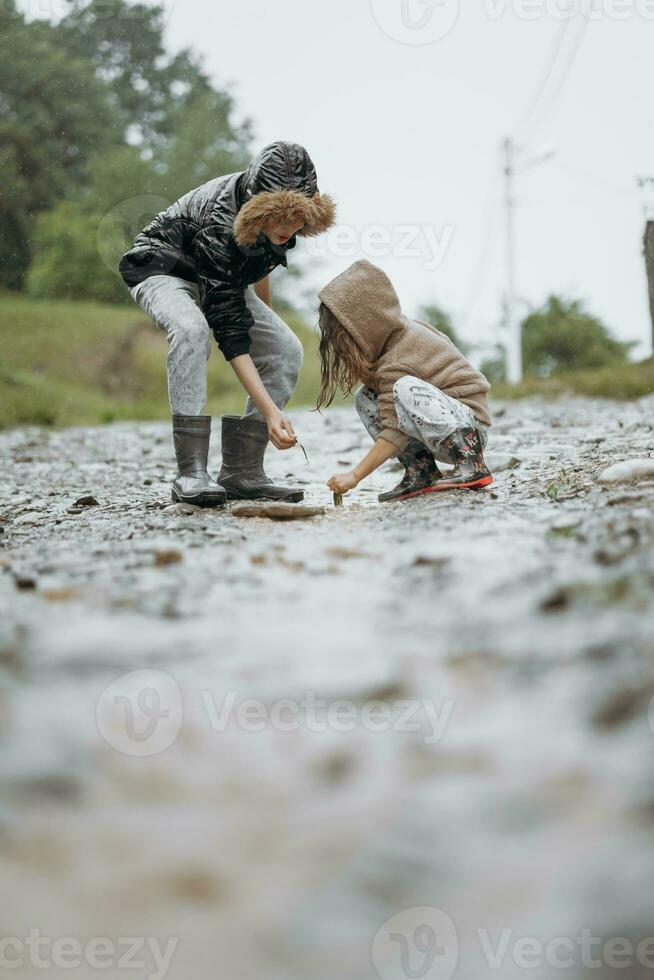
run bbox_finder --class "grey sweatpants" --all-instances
[355,376,488,463]
[129,275,304,417]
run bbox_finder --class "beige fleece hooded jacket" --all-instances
[318,260,492,452]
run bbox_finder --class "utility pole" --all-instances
[644,221,654,355]
[503,137,522,384]
[638,176,654,354]
[502,139,555,382]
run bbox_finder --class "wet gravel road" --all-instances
[1,397,654,979]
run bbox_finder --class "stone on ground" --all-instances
[597,458,654,485]
[231,502,325,520]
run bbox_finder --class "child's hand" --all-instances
[266,408,297,450]
[327,470,359,494]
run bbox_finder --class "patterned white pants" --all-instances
[355,376,488,463]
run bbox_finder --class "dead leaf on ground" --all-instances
[326,546,378,560]
[154,549,183,566]
[41,587,83,602]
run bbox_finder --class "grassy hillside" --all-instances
[0,294,325,430]
[491,359,654,401]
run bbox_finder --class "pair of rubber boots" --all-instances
[379,428,493,503]
[171,414,303,507]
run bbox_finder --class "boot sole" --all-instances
[387,474,494,501]
[171,490,227,507]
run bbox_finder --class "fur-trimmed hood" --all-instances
[234,141,335,247]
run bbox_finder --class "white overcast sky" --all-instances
[156,0,654,355]
[27,0,651,353]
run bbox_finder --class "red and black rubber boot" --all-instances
[427,427,493,492]
[378,442,441,503]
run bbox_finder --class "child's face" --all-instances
[266,221,303,246]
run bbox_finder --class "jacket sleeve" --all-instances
[193,226,254,361]
[376,368,410,454]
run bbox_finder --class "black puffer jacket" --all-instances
[119,142,335,361]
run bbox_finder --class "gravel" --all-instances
[1,396,654,979]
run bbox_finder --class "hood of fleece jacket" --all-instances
[318,260,406,362]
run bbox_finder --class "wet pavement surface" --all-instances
[1,397,654,979]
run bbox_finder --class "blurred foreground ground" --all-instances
[1,399,654,979]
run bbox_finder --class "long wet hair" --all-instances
[316,303,375,410]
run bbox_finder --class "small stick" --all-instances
[333,492,343,507]
[297,441,309,465]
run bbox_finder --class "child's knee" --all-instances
[265,314,303,379]
[354,386,367,411]
[272,330,303,402]
[169,315,211,359]
[392,375,419,408]
[354,386,376,417]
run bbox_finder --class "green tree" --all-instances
[522,296,634,376]
[480,345,506,384]
[56,0,251,153]
[26,202,127,304]
[46,87,253,303]
[418,303,467,352]
[0,8,115,287]
[80,145,159,215]
[158,88,251,199]
[8,0,252,301]
[57,0,202,146]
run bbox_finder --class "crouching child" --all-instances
[318,260,493,502]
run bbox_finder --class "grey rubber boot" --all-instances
[171,415,227,506]
[218,415,304,503]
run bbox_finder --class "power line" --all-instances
[513,4,596,150]
[513,17,573,145]
[523,17,591,143]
